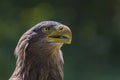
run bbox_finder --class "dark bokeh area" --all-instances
[0,0,120,80]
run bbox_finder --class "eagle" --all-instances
[9,21,72,80]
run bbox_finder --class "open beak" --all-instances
[48,25,72,44]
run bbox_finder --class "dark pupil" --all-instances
[45,28,48,30]
[45,27,49,31]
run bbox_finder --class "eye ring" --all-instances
[42,27,50,33]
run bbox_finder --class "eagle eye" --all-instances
[42,27,50,33]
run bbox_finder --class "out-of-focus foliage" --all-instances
[0,0,120,80]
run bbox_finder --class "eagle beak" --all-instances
[48,25,72,44]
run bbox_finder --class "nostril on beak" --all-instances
[58,26,63,31]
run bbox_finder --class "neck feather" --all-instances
[10,44,64,80]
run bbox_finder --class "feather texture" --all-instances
[10,21,71,80]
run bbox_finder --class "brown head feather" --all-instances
[9,21,72,80]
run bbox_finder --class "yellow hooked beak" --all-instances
[48,25,72,44]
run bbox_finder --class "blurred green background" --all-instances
[0,0,120,80]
